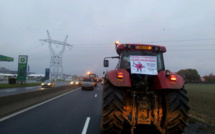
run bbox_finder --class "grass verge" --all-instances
[185,83,215,126]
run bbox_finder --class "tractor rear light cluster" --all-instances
[166,70,177,82]
[124,44,131,48]
[117,72,123,79]
[170,75,177,82]
[154,46,162,51]
[136,45,152,50]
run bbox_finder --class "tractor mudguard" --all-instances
[153,71,184,90]
[107,69,131,87]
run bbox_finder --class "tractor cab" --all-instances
[104,42,167,89]
[118,43,166,71]
[105,42,166,72]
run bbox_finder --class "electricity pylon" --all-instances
[40,31,72,80]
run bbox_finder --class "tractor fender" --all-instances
[107,69,131,87]
[153,71,184,90]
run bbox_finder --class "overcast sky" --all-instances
[0,0,215,77]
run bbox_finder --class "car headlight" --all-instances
[76,82,79,84]
[41,83,44,85]
[70,82,74,84]
[48,83,51,85]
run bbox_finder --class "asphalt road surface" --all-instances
[0,83,103,134]
[0,83,214,134]
[0,81,70,97]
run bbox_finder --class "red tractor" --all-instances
[101,42,189,134]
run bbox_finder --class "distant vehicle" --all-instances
[70,80,80,85]
[41,80,55,88]
[82,77,95,90]
[78,77,83,85]
[89,73,97,87]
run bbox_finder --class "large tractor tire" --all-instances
[163,88,190,134]
[101,81,125,134]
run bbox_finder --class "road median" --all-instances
[0,85,80,119]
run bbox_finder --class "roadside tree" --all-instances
[203,73,215,83]
[177,69,201,82]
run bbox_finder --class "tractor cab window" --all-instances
[120,50,165,71]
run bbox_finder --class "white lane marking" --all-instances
[0,87,80,122]
[95,94,97,97]
[81,117,91,134]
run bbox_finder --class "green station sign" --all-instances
[17,55,28,81]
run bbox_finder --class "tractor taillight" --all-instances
[170,75,177,82]
[117,72,123,79]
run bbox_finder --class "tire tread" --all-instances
[101,81,124,134]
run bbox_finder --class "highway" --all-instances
[0,82,214,134]
[0,83,102,134]
[0,81,70,97]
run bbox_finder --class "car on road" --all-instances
[70,80,80,85]
[81,77,95,90]
[41,80,55,88]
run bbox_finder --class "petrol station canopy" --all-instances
[0,55,14,62]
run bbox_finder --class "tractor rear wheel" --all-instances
[101,81,124,134]
[163,88,190,134]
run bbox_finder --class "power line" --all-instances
[168,49,215,51]
[166,44,215,47]
[100,11,215,28]
[149,39,215,43]
[73,44,215,48]
[71,48,215,51]
[71,39,215,46]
